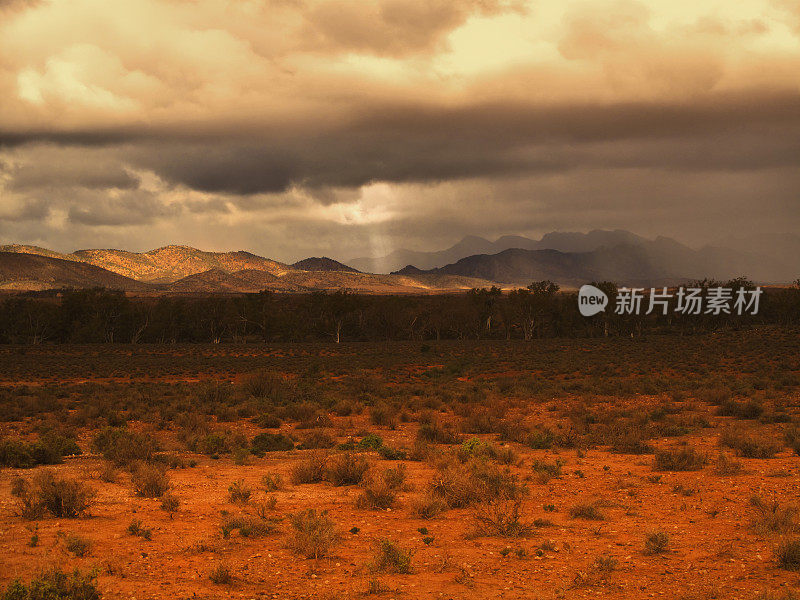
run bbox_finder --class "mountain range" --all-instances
[0,229,796,294]
[0,245,489,294]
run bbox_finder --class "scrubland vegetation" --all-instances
[0,327,799,598]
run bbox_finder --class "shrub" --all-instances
[472,494,532,538]
[356,476,397,510]
[1,568,100,600]
[221,514,276,538]
[785,427,800,456]
[227,480,252,503]
[326,452,370,486]
[595,555,619,572]
[0,433,81,469]
[358,433,384,450]
[644,531,669,555]
[90,427,157,466]
[714,453,744,476]
[288,509,339,559]
[65,534,92,557]
[777,538,800,571]
[299,430,336,449]
[525,427,555,450]
[411,493,447,519]
[261,473,284,492]
[17,471,95,519]
[290,451,329,484]
[126,519,153,540]
[160,493,180,513]
[253,413,282,428]
[751,497,799,534]
[242,370,285,401]
[530,459,563,483]
[371,539,413,574]
[720,428,783,458]
[251,432,294,456]
[418,421,462,445]
[131,462,170,498]
[569,503,604,520]
[209,563,233,584]
[653,447,707,471]
[382,464,407,490]
[370,403,397,427]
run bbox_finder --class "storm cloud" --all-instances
[0,0,798,261]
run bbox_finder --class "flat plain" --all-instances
[1,330,799,599]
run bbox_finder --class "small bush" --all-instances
[221,514,276,538]
[160,493,180,513]
[720,428,783,458]
[751,497,799,534]
[411,493,448,519]
[227,480,252,503]
[569,503,604,521]
[17,471,95,519]
[418,421,462,445]
[714,453,744,476]
[290,451,329,484]
[371,539,413,574]
[131,462,170,498]
[785,427,800,456]
[530,459,563,483]
[1,568,100,600]
[472,494,532,538]
[209,563,233,584]
[644,531,669,555]
[91,427,157,466]
[299,430,336,450]
[65,533,92,557]
[126,519,153,540]
[288,509,339,559]
[356,476,397,510]
[777,538,800,571]
[326,452,370,486]
[261,473,284,492]
[251,432,294,456]
[653,447,707,471]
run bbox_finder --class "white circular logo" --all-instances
[578,284,608,317]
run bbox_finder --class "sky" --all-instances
[0,0,798,263]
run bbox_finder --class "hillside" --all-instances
[0,252,151,292]
[291,257,359,273]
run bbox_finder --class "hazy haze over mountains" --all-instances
[0,229,797,293]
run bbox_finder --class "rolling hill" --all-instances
[0,252,151,292]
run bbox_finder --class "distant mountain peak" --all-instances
[292,257,360,273]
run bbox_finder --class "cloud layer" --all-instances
[0,0,798,261]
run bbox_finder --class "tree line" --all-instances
[0,280,798,344]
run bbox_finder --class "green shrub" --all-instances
[1,568,100,600]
